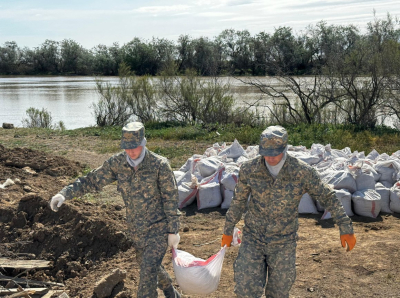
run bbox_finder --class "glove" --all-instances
[50,194,65,212]
[221,234,233,247]
[168,233,180,249]
[340,233,356,251]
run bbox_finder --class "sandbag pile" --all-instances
[174,139,258,210]
[174,141,400,218]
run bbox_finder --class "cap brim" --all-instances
[121,141,140,149]
[259,146,286,157]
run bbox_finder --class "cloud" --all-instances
[0,8,136,21]
[135,5,191,15]
[198,11,235,17]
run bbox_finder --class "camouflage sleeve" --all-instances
[306,168,354,235]
[158,160,181,234]
[59,156,117,200]
[223,165,251,235]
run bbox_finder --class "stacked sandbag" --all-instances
[298,193,319,214]
[375,160,400,187]
[375,182,392,213]
[389,182,400,213]
[173,140,248,210]
[351,189,381,218]
[176,170,199,209]
[318,189,354,219]
[197,170,223,210]
[318,170,357,193]
[220,166,239,209]
[175,140,400,217]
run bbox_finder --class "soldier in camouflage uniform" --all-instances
[221,125,356,298]
[50,122,181,298]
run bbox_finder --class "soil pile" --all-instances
[0,145,134,297]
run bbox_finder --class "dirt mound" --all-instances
[0,143,82,177]
[0,146,134,297]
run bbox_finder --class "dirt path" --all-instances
[0,130,399,297]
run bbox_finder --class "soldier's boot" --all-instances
[163,285,181,298]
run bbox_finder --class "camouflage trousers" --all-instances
[134,234,173,298]
[234,234,297,298]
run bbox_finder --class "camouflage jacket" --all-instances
[224,154,353,243]
[60,149,180,240]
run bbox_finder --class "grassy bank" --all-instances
[1,123,400,168]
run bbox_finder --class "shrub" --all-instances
[22,107,53,128]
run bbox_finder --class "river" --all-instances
[0,76,395,130]
[0,76,120,129]
[0,76,264,130]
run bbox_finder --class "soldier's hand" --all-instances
[168,233,180,249]
[221,234,233,248]
[50,194,65,212]
[340,233,356,251]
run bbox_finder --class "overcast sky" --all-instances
[1,0,399,49]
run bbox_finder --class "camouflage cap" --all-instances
[259,125,288,156]
[121,122,145,149]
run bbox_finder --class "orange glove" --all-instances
[340,233,356,251]
[221,234,233,247]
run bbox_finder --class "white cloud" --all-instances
[197,11,235,17]
[136,5,191,14]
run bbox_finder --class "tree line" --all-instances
[1,14,399,77]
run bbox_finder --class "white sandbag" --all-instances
[178,174,199,208]
[366,149,380,161]
[174,171,186,181]
[287,145,307,152]
[220,166,239,191]
[235,155,249,165]
[178,183,198,209]
[310,143,325,157]
[329,157,349,171]
[245,145,259,159]
[320,170,357,193]
[216,154,234,164]
[204,147,218,157]
[298,193,319,214]
[335,189,354,216]
[197,172,223,210]
[197,182,222,209]
[319,189,353,219]
[179,154,202,173]
[172,247,226,295]
[288,151,321,165]
[218,139,247,159]
[366,164,381,182]
[197,157,223,178]
[351,168,376,191]
[352,189,381,218]
[172,228,240,295]
[375,182,392,213]
[391,150,400,159]
[389,182,400,213]
[176,170,193,185]
[314,160,334,173]
[379,180,394,188]
[327,147,351,159]
[376,153,390,162]
[221,189,234,209]
[375,160,399,185]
